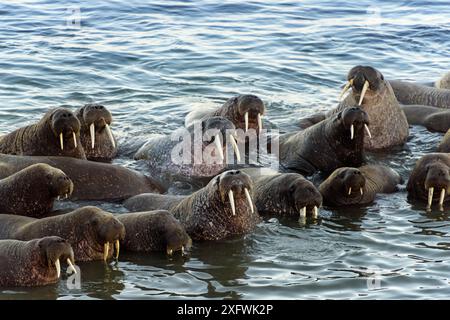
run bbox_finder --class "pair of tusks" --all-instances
[90,123,115,149]
[214,134,241,162]
[228,188,254,216]
[59,132,77,151]
[299,206,319,218]
[340,79,370,106]
[56,193,70,201]
[427,187,447,211]
[167,246,186,256]
[103,240,121,261]
[348,187,364,196]
[350,124,372,140]
[244,112,263,134]
[55,258,77,278]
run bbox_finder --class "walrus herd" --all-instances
[0,65,448,287]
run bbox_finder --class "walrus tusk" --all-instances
[90,123,95,149]
[358,80,370,106]
[244,188,254,213]
[257,113,262,134]
[67,258,77,274]
[59,133,64,151]
[229,134,241,162]
[439,188,446,208]
[103,243,109,261]
[181,246,185,255]
[105,124,115,148]
[114,240,120,260]
[65,193,68,199]
[313,206,318,218]
[57,195,60,201]
[55,259,61,278]
[244,112,249,132]
[364,124,372,139]
[348,187,352,195]
[300,206,306,217]
[167,248,173,256]
[339,78,354,100]
[228,190,236,216]
[360,188,364,195]
[427,187,434,209]
[72,132,77,148]
[350,124,354,140]
[214,134,224,161]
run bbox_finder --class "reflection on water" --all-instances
[1,0,450,299]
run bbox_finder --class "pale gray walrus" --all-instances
[124,170,261,241]
[438,129,450,153]
[0,206,125,261]
[185,94,265,133]
[0,237,76,287]
[298,66,409,150]
[0,108,86,159]
[280,107,369,175]
[135,117,241,180]
[401,105,450,133]
[319,165,401,206]
[407,153,450,211]
[76,104,117,162]
[0,163,73,217]
[0,154,165,201]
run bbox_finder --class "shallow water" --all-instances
[0,0,449,300]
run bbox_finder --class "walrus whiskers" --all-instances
[67,258,77,274]
[350,124,354,140]
[55,259,61,278]
[228,190,236,216]
[103,243,109,261]
[72,132,77,148]
[214,134,224,161]
[339,78,354,100]
[229,134,241,162]
[358,80,370,106]
[427,187,434,209]
[105,124,115,148]
[89,123,95,149]
[244,112,249,132]
[257,113,262,134]
[364,124,372,139]
[244,188,254,213]
[59,133,64,151]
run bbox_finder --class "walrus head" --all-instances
[38,236,76,279]
[159,212,193,256]
[320,167,367,206]
[219,95,265,133]
[340,66,386,105]
[50,108,81,151]
[216,170,255,216]
[423,162,450,211]
[37,164,74,200]
[77,104,115,150]
[337,107,371,142]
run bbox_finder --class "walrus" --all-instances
[407,153,450,211]
[298,66,409,150]
[0,237,76,287]
[76,104,117,162]
[279,107,369,175]
[115,211,192,255]
[0,154,165,201]
[435,72,450,90]
[135,117,241,180]
[319,165,401,206]
[401,105,450,133]
[390,80,450,109]
[241,168,322,218]
[0,108,86,159]
[124,170,261,241]
[0,163,73,217]
[185,94,265,133]
[438,129,450,152]
[0,206,126,261]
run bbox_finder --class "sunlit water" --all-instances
[0,0,449,300]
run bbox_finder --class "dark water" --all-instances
[0,0,450,299]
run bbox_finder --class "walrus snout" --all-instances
[165,226,193,256]
[52,173,74,199]
[234,95,265,132]
[217,170,254,216]
[424,164,450,202]
[348,65,384,92]
[82,104,113,129]
[39,236,76,277]
[292,181,322,217]
[341,107,371,140]
[341,169,366,196]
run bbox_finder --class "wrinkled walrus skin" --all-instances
[0,237,75,287]
[0,154,165,201]
[0,108,86,159]
[438,130,450,153]
[401,105,450,133]
[390,80,450,109]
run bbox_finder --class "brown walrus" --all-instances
[401,105,450,133]
[185,94,265,133]
[76,104,117,162]
[0,108,86,159]
[241,168,322,218]
[124,170,262,241]
[0,206,126,262]
[298,66,409,150]
[0,154,165,201]
[390,80,450,109]
[0,237,76,287]
[438,129,450,152]
[279,107,369,175]
[0,163,73,217]
[115,211,192,255]
[407,153,450,211]
[319,165,401,206]
[435,72,450,90]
